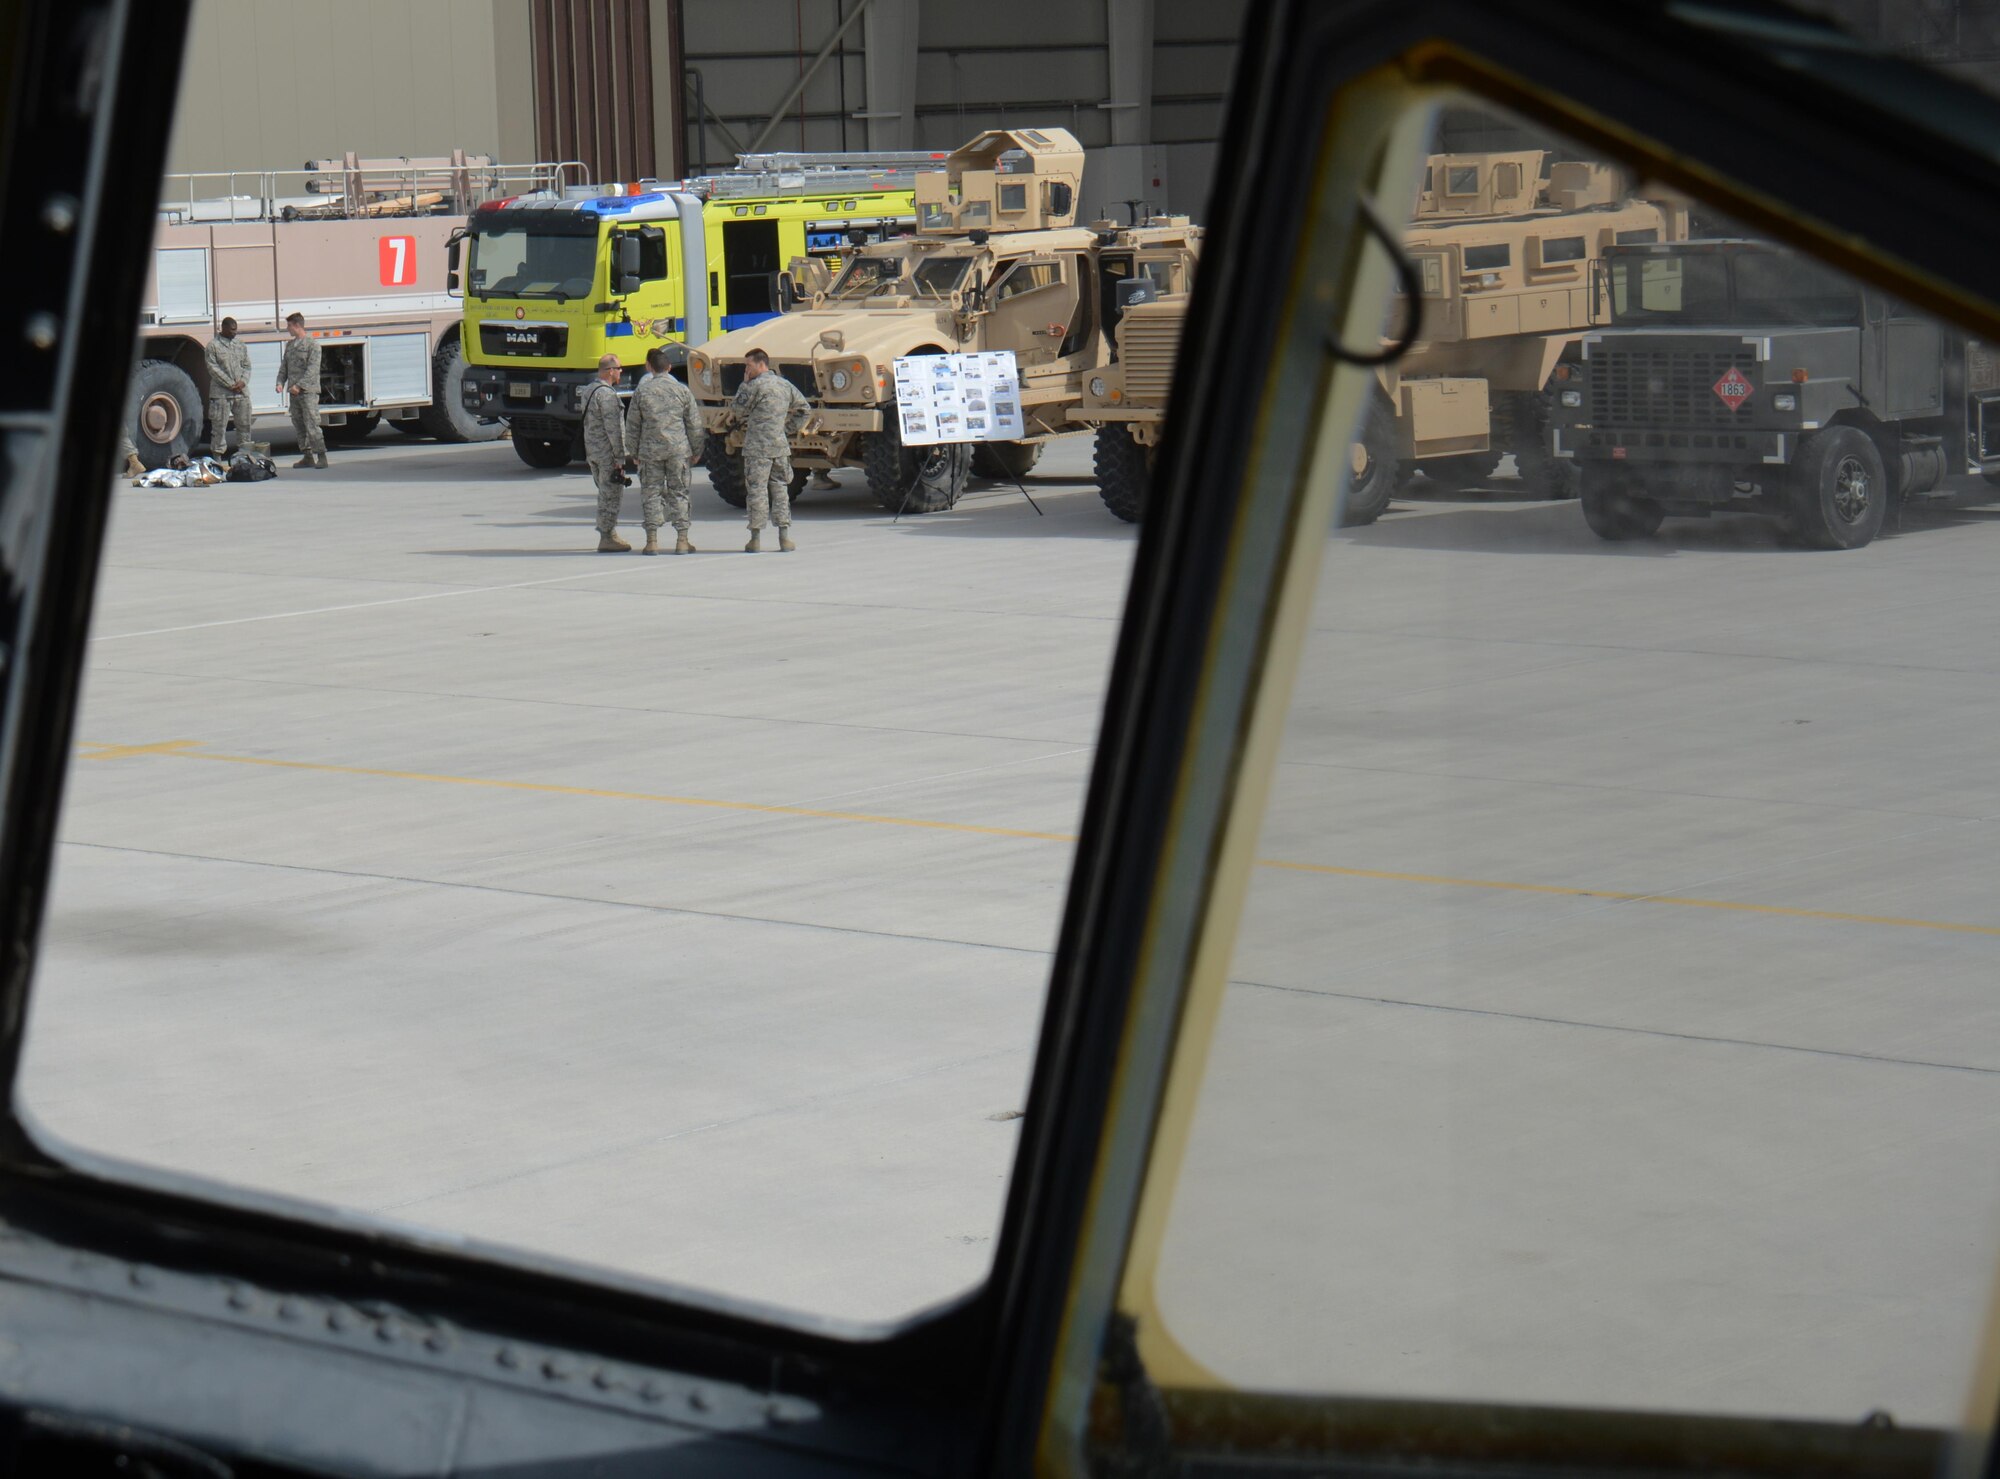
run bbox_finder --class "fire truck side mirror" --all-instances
[614,234,641,295]
[445,235,462,297]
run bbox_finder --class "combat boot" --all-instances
[293,454,315,470]
[778,527,796,552]
[598,530,632,553]
[744,529,761,553]
[314,450,328,469]
[674,532,695,554]
[641,529,659,556]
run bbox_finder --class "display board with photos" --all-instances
[891,351,1026,445]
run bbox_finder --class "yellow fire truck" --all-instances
[452,151,937,468]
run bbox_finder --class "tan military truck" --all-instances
[1082,151,1687,524]
[687,126,1201,514]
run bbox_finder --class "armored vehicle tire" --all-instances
[417,332,504,442]
[1342,399,1402,527]
[1420,452,1503,491]
[1095,424,1152,523]
[1496,389,1580,500]
[1580,470,1665,541]
[325,411,381,444]
[513,435,574,470]
[972,441,1043,481]
[129,359,201,469]
[705,431,748,507]
[1786,426,1887,550]
[862,422,970,514]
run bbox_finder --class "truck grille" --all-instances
[479,322,568,358]
[1588,347,1761,426]
[1120,314,1183,406]
[780,363,819,400]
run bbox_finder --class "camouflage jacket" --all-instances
[627,374,704,466]
[731,370,809,457]
[580,380,627,465]
[204,335,251,393]
[279,335,320,394]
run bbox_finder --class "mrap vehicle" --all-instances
[451,151,934,469]
[1553,239,2000,548]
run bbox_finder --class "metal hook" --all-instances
[1325,193,1423,367]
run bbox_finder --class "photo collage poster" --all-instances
[891,351,1026,446]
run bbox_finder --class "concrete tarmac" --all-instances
[20,436,2000,1425]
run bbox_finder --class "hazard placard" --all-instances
[1712,365,1754,411]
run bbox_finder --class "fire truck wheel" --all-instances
[512,435,573,470]
[1786,425,1887,550]
[1419,452,1503,491]
[416,331,504,442]
[1341,397,1402,527]
[128,360,200,468]
[705,432,748,507]
[971,441,1043,481]
[1094,424,1151,523]
[325,411,381,444]
[1580,469,1665,541]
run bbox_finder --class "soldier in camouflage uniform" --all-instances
[278,312,325,469]
[203,317,254,456]
[730,347,809,552]
[581,354,633,552]
[625,347,706,555]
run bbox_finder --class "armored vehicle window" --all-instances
[1540,234,1586,263]
[1138,260,1178,293]
[912,256,971,298]
[999,183,1028,213]
[992,261,1061,302]
[920,204,952,230]
[962,200,991,227]
[1492,162,1522,197]
[1463,243,1510,270]
[829,255,906,299]
[1446,164,1479,194]
[1616,226,1660,245]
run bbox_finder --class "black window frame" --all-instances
[4,0,2000,1474]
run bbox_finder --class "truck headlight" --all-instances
[693,356,713,389]
[1773,393,1797,411]
[1558,389,1582,408]
[829,367,851,392]
[1089,376,1108,398]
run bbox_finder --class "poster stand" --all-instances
[888,350,1043,521]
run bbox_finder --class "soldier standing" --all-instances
[203,316,253,457]
[581,354,632,552]
[277,312,326,469]
[730,348,808,552]
[625,347,705,555]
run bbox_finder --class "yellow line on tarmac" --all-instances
[76,740,2000,939]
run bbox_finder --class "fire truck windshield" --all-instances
[1609,249,1861,327]
[467,224,598,302]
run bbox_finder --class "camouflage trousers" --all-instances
[743,451,793,530]
[637,459,692,533]
[591,460,627,534]
[287,390,324,455]
[207,390,252,452]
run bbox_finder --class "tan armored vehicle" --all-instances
[1082,150,1686,524]
[688,127,1201,513]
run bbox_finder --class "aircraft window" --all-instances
[1128,100,2000,1443]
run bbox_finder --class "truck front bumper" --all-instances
[461,366,594,426]
[1556,426,1793,467]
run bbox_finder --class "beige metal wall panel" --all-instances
[165,0,524,176]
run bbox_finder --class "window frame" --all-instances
[4,0,2000,1475]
